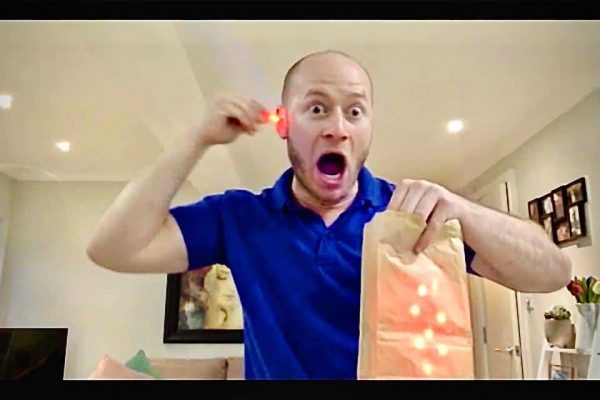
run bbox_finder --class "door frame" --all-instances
[0,217,5,273]
[0,217,6,284]
[464,168,533,379]
[0,217,6,324]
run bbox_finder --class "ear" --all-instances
[275,106,288,139]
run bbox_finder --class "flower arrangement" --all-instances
[544,305,572,320]
[566,276,600,304]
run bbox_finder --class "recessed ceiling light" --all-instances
[56,141,71,152]
[446,119,464,134]
[0,95,12,109]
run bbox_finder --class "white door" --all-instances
[468,181,525,379]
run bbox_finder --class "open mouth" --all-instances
[316,152,347,180]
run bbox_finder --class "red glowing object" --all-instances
[260,110,277,124]
[261,107,288,139]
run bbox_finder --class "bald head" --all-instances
[281,50,374,106]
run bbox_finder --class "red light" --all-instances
[261,110,280,124]
[260,108,288,139]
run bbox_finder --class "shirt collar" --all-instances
[263,166,392,211]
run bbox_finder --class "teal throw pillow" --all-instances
[125,349,162,379]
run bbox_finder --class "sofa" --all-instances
[89,353,244,380]
[150,356,244,380]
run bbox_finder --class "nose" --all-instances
[321,109,349,142]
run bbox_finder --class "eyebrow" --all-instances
[304,89,330,99]
[304,88,368,102]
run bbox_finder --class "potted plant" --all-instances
[566,276,600,351]
[544,306,575,348]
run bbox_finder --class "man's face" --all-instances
[284,54,374,205]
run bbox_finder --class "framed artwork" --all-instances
[568,203,586,240]
[540,194,554,216]
[566,177,587,205]
[528,199,540,223]
[541,215,554,241]
[551,187,567,221]
[548,364,576,380]
[555,220,571,244]
[163,264,244,343]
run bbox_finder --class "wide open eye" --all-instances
[349,106,363,118]
[310,104,325,115]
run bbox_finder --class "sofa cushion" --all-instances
[89,354,154,380]
[226,357,244,380]
[149,358,227,380]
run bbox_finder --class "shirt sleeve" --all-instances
[464,242,479,276]
[169,194,227,270]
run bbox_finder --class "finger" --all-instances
[387,183,409,211]
[236,96,267,126]
[398,185,423,214]
[414,205,445,253]
[224,102,256,133]
[249,99,269,124]
[232,99,259,132]
[223,113,254,134]
[413,188,439,223]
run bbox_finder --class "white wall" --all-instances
[0,180,243,379]
[0,172,14,299]
[462,88,600,377]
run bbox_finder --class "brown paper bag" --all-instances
[357,211,474,379]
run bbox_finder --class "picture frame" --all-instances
[548,363,576,380]
[568,203,587,240]
[551,187,567,221]
[528,198,540,223]
[163,264,244,344]
[541,215,554,241]
[555,219,571,244]
[540,194,554,216]
[566,177,587,205]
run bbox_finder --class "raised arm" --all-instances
[86,95,267,273]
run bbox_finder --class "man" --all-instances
[87,50,571,379]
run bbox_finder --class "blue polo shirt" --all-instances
[169,167,476,380]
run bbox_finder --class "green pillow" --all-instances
[125,350,162,379]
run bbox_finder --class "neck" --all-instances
[291,175,359,225]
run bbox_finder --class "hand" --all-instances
[386,179,467,254]
[198,94,268,146]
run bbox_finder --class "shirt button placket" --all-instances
[317,231,334,269]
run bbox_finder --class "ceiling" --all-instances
[1,20,599,195]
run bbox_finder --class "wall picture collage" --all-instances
[528,177,588,246]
